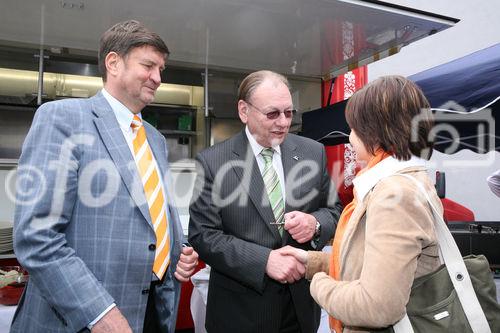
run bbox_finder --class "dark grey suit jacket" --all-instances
[189,131,342,333]
[12,92,184,333]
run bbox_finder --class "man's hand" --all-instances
[174,246,199,282]
[284,211,317,243]
[266,247,305,284]
[91,307,132,333]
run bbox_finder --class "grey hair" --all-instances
[238,70,291,102]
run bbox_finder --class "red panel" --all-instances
[322,63,368,207]
[321,66,368,107]
[320,17,368,107]
[0,258,19,266]
[325,145,360,206]
[441,198,475,222]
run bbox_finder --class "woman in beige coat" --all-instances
[285,76,443,333]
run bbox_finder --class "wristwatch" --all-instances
[311,220,322,249]
[314,220,321,237]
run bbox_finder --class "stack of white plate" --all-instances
[0,221,13,254]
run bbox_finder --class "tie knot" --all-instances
[131,115,142,130]
[261,148,274,163]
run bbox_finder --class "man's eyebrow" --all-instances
[267,106,294,111]
[142,58,165,70]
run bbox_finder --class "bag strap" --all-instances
[391,174,491,333]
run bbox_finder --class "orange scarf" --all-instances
[328,150,390,333]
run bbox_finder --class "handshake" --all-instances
[265,245,309,284]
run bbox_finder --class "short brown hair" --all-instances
[98,20,170,81]
[238,70,291,102]
[345,75,434,160]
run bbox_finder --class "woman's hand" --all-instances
[279,245,308,264]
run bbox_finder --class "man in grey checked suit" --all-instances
[189,70,342,333]
[12,20,198,333]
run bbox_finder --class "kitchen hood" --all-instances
[0,68,204,107]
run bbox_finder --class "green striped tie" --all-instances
[261,148,285,236]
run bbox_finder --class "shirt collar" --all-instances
[353,155,428,203]
[245,126,282,158]
[101,88,141,131]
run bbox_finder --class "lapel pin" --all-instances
[293,156,299,161]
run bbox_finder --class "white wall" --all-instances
[368,1,500,221]
[428,151,499,221]
[0,168,16,224]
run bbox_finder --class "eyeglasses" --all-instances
[246,101,296,120]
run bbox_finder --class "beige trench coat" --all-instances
[307,167,443,333]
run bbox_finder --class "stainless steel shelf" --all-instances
[0,159,18,168]
[148,103,197,111]
[0,253,16,260]
[159,130,197,136]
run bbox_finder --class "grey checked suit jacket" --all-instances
[12,92,184,333]
[189,131,342,333]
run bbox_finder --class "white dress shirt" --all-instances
[245,126,286,202]
[88,89,171,328]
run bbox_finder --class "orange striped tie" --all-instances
[131,115,170,279]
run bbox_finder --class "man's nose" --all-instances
[150,69,161,86]
[275,112,291,126]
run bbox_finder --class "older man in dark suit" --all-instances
[189,70,342,333]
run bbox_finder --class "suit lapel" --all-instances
[280,137,299,212]
[90,93,152,226]
[231,132,282,240]
[280,137,299,245]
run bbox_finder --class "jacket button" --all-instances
[142,289,150,295]
[149,244,156,251]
